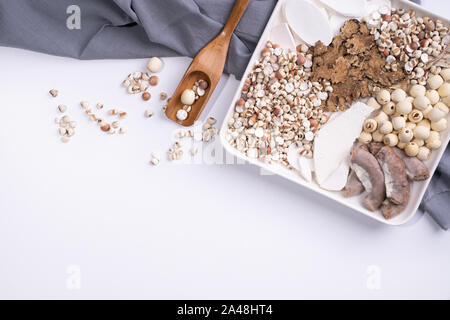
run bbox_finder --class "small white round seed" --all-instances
[391,89,407,103]
[417,146,431,161]
[176,109,188,121]
[181,89,196,106]
[146,57,163,73]
[405,142,419,157]
[376,89,390,105]
[409,84,426,97]
[426,90,440,105]
[359,131,372,144]
[438,83,450,97]
[427,75,444,90]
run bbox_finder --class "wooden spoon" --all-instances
[165,0,250,126]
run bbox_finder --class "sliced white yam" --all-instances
[319,159,350,191]
[270,23,296,52]
[318,0,367,17]
[298,156,313,183]
[287,144,313,182]
[286,144,301,171]
[314,102,373,185]
[284,0,333,46]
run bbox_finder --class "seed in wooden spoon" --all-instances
[176,109,188,121]
[198,79,209,90]
[181,89,196,105]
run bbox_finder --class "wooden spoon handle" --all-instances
[221,0,251,40]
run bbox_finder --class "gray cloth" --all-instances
[421,146,450,230]
[0,0,449,229]
[0,0,277,79]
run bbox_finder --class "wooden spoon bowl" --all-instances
[165,0,250,127]
[165,71,211,125]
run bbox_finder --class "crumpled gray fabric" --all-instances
[0,0,449,229]
[421,146,450,230]
[0,0,277,79]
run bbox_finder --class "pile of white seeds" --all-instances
[225,41,330,165]
[367,7,449,82]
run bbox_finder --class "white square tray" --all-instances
[220,0,450,225]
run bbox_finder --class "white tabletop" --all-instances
[1,1,449,300]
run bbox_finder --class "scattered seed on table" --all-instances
[207,117,216,125]
[96,103,104,109]
[142,92,151,101]
[146,57,163,73]
[112,121,120,129]
[100,123,111,132]
[61,136,70,143]
[144,109,153,118]
[80,101,88,108]
[150,158,160,166]
[160,92,168,100]
[175,149,183,160]
[49,89,58,97]
[66,128,75,137]
[119,128,126,134]
[58,105,67,113]
[149,76,159,86]
[119,111,127,119]
[58,127,67,136]
[69,121,77,128]
[109,109,118,115]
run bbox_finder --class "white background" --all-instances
[0,0,449,300]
